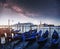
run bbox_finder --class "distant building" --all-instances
[31,25,37,30]
[42,23,54,27]
[12,22,34,33]
[48,24,54,27]
[57,26,60,27]
[0,22,37,33]
[42,23,48,27]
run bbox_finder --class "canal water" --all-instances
[0,27,60,49]
[0,38,60,49]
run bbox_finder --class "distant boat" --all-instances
[51,30,59,47]
[37,30,49,45]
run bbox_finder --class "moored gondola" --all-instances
[6,29,22,42]
[37,30,49,46]
[37,30,42,39]
[22,29,37,42]
[13,33,22,41]
[51,30,59,47]
[26,29,37,41]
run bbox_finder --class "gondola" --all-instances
[13,33,22,41]
[13,29,21,33]
[37,30,49,46]
[7,29,22,42]
[51,30,59,47]
[26,29,37,41]
[22,29,37,42]
[7,33,22,42]
[37,30,42,39]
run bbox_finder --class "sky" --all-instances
[0,0,60,25]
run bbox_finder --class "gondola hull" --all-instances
[37,37,48,46]
[22,30,37,42]
[37,30,49,46]
[51,30,59,47]
[26,36,36,41]
[51,39,59,47]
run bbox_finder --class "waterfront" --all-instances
[0,26,60,49]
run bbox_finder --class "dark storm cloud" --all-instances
[0,0,60,20]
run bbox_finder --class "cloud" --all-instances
[0,0,60,25]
